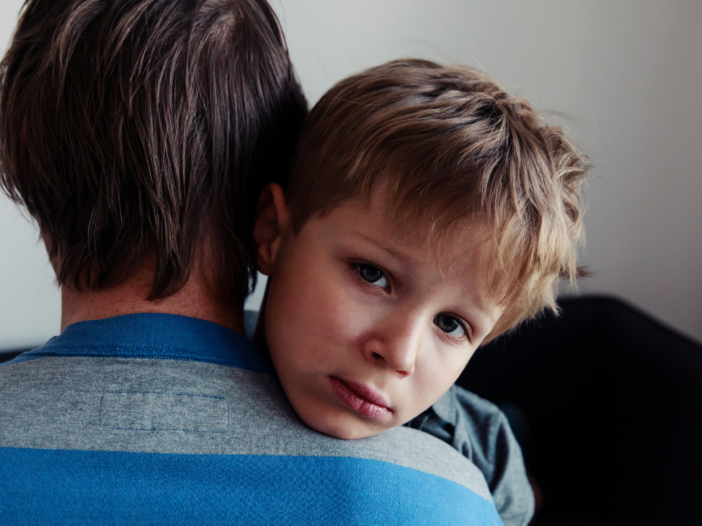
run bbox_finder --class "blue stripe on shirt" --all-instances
[0,447,501,525]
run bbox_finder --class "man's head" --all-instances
[0,0,306,305]
[254,59,588,439]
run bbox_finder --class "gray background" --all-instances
[1,0,700,350]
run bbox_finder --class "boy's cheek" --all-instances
[267,267,350,364]
[412,351,471,410]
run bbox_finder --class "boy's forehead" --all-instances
[326,189,497,281]
[367,188,493,263]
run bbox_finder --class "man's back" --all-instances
[0,314,501,524]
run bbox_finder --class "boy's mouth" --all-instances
[329,377,392,421]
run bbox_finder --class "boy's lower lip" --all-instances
[329,377,392,421]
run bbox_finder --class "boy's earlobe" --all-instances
[253,183,290,275]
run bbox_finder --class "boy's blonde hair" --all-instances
[286,59,588,336]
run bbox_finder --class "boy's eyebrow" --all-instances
[352,232,416,264]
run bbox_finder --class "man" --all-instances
[0,1,500,523]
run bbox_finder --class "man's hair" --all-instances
[286,59,588,334]
[0,0,307,303]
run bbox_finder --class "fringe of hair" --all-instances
[287,59,588,335]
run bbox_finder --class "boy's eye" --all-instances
[434,313,467,339]
[356,264,389,289]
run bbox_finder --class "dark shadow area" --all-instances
[0,349,29,364]
[458,295,702,526]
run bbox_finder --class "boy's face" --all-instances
[258,187,504,439]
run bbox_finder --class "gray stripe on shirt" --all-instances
[0,356,492,501]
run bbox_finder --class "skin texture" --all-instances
[254,184,504,440]
[59,243,245,335]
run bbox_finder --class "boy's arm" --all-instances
[406,384,535,526]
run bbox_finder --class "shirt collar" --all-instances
[20,313,272,374]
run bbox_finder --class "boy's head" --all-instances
[0,0,306,304]
[254,59,588,439]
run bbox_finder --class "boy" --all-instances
[253,59,588,525]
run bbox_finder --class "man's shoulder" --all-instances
[0,355,502,524]
[0,355,486,487]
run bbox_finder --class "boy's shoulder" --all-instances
[407,385,535,526]
[407,384,515,456]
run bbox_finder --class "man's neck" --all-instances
[60,259,245,336]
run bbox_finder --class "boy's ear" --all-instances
[253,183,290,276]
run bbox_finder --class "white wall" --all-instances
[1,0,700,350]
[0,0,62,351]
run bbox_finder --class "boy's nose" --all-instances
[362,313,424,376]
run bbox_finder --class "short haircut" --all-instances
[0,0,307,303]
[286,59,588,335]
